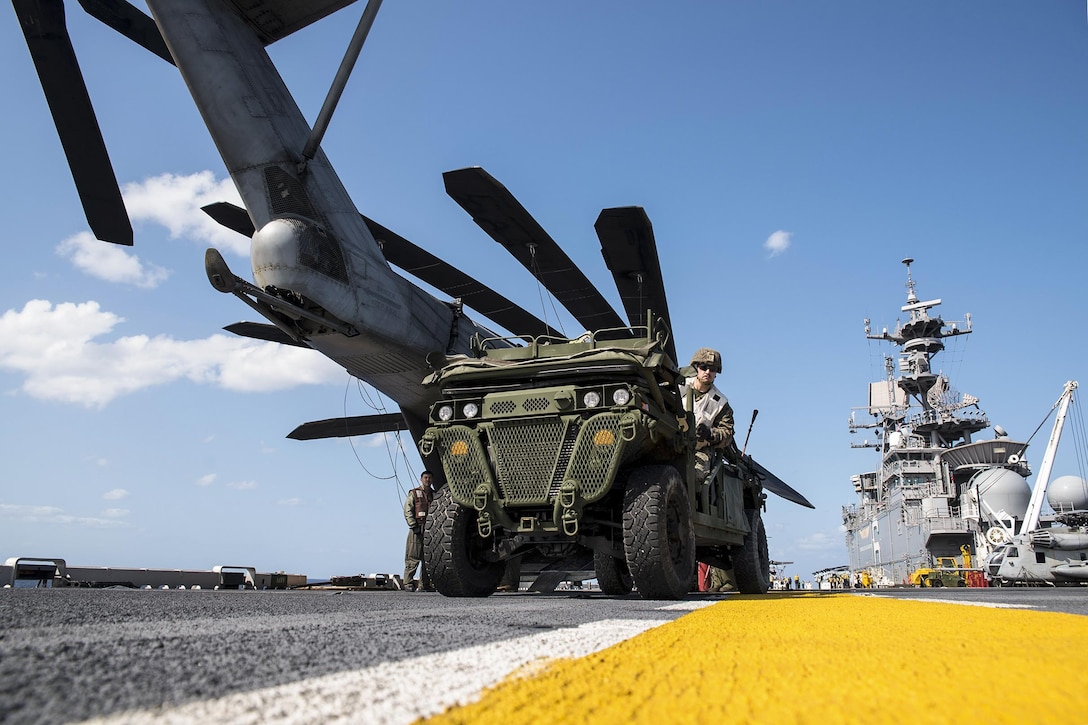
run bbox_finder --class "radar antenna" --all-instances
[902,257,917,303]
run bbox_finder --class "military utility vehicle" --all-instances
[419,315,804,599]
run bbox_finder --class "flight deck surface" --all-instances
[2,588,1086,724]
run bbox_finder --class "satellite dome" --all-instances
[971,468,1031,521]
[1047,475,1088,512]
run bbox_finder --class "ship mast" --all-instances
[865,258,980,449]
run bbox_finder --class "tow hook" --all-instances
[561,509,579,537]
[559,481,580,536]
[559,481,578,509]
[477,511,493,538]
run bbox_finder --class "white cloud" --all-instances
[215,341,345,391]
[0,503,63,518]
[55,171,248,288]
[57,232,171,289]
[196,473,216,487]
[763,230,792,258]
[0,299,344,408]
[227,480,257,490]
[277,498,303,507]
[103,488,129,500]
[102,508,130,518]
[122,171,249,256]
[0,503,132,529]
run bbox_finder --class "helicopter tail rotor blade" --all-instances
[749,456,815,509]
[14,0,132,245]
[443,166,629,336]
[202,201,256,237]
[362,215,563,340]
[594,206,676,363]
[76,0,174,64]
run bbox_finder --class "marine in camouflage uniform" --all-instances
[682,348,737,593]
[403,470,435,591]
[679,347,736,484]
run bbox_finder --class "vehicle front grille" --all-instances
[435,413,632,508]
[492,413,627,504]
[492,418,565,503]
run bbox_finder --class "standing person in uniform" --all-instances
[402,470,436,592]
[680,347,736,485]
[682,347,736,593]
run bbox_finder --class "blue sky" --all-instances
[2,2,1086,582]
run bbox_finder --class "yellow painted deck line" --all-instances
[423,594,1088,725]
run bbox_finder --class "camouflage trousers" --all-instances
[695,449,721,508]
[695,449,712,483]
[709,566,734,592]
[403,527,431,590]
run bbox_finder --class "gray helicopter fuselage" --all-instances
[146,0,495,416]
[985,528,1088,585]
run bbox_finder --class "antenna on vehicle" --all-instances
[742,409,759,455]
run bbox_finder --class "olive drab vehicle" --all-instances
[419,315,813,600]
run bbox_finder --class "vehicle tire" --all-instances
[622,465,695,600]
[732,508,770,594]
[594,548,633,595]
[931,578,944,588]
[424,485,504,597]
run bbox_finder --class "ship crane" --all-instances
[1021,381,1079,535]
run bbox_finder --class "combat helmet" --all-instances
[690,347,722,374]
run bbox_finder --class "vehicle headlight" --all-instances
[437,405,454,421]
[463,402,479,419]
[612,388,631,406]
[583,391,601,408]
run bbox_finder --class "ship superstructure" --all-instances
[843,259,1033,584]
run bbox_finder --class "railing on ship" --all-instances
[906,407,989,430]
[919,513,973,535]
[883,458,936,480]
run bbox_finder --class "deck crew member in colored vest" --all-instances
[680,347,736,484]
[402,470,436,592]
